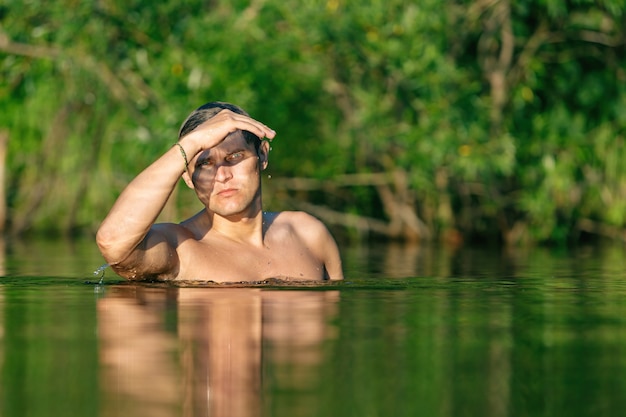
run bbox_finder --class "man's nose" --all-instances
[214,163,233,182]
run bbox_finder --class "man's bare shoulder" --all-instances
[268,211,343,280]
[266,211,333,245]
[267,210,326,230]
[174,210,211,239]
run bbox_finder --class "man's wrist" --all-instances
[173,142,189,172]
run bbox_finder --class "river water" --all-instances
[1,237,625,417]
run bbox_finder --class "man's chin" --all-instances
[210,205,252,219]
[208,195,261,218]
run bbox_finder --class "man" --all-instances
[96,101,343,282]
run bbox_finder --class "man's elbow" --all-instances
[96,224,130,265]
[96,224,112,252]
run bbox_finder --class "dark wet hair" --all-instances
[178,101,261,153]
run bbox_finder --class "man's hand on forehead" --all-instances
[182,109,275,153]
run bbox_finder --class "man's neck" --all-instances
[208,207,266,247]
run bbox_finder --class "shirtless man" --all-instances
[96,102,343,282]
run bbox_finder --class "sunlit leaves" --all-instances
[1,0,625,242]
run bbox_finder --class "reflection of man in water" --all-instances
[96,102,343,282]
[98,287,339,417]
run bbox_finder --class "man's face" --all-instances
[187,131,267,218]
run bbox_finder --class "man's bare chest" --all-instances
[175,238,324,282]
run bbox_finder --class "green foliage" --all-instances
[1,0,625,243]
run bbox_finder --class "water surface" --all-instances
[1,238,625,417]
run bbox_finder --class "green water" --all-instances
[1,239,626,417]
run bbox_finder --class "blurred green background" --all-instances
[0,0,624,245]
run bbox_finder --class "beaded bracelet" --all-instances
[174,142,189,172]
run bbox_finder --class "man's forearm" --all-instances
[96,143,192,264]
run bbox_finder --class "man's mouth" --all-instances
[217,188,238,197]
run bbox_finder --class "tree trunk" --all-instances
[0,130,7,233]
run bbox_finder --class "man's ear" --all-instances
[182,171,195,189]
[259,140,270,170]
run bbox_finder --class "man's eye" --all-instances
[197,159,214,167]
[226,152,243,161]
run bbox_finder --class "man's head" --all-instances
[179,101,263,155]
[179,101,270,218]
